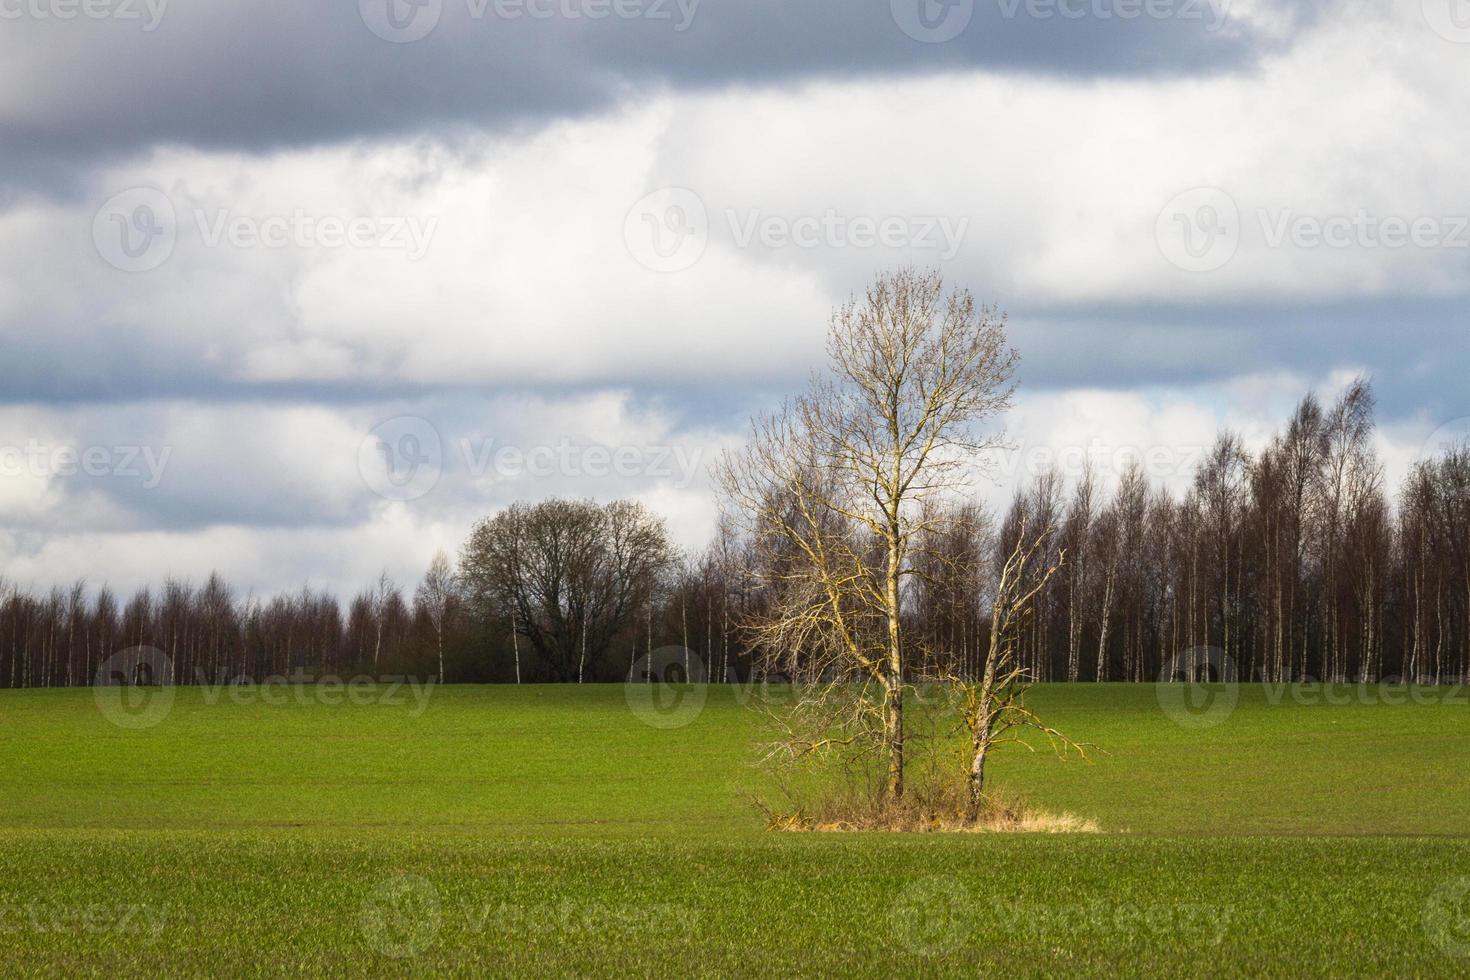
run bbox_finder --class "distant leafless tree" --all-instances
[459,498,673,682]
[415,549,459,682]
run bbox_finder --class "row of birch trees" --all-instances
[3,353,1467,694]
[906,377,1468,686]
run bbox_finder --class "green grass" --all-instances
[3,682,1470,976]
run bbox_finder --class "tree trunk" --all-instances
[511,607,522,684]
[884,532,904,802]
[1096,563,1115,682]
[967,723,991,820]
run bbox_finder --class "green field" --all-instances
[3,682,1470,976]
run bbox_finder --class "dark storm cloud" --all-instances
[0,0,1310,193]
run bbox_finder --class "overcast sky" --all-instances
[2,0,1467,597]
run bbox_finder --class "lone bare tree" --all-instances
[720,268,1017,803]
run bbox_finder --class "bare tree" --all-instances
[1061,463,1097,683]
[369,571,396,671]
[1195,433,1249,670]
[1092,505,1120,682]
[1280,394,1324,680]
[912,499,993,681]
[953,522,1078,818]
[1319,378,1375,680]
[415,549,458,682]
[720,268,1017,802]
[459,498,672,682]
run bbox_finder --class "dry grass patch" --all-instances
[764,786,1100,834]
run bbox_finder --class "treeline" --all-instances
[0,499,754,688]
[3,379,1467,689]
[907,378,1470,684]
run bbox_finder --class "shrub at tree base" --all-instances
[761,777,1100,834]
